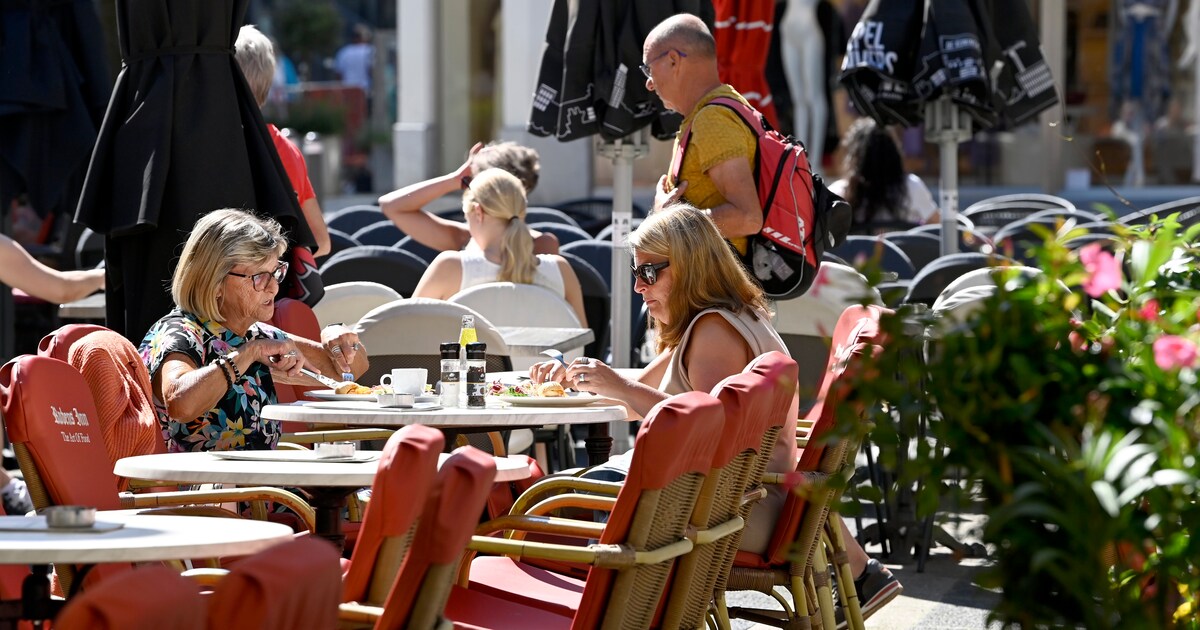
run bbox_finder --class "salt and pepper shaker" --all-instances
[465,342,487,409]
[439,342,461,408]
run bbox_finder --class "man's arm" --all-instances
[300,198,331,257]
[705,157,763,238]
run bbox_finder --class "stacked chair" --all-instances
[55,537,343,629]
[311,281,402,329]
[341,438,498,629]
[327,205,385,235]
[446,392,727,628]
[723,304,887,630]
[318,246,428,297]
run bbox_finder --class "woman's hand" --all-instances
[321,325,363,375]
[529,359,567,385]
[246,338,309,378]
[454,142,484,182]
[564,357,622,397]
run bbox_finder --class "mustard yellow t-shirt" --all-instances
[668,85,757,252]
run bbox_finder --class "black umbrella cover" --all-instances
[839,0,926,127]
[0,0,111,216]
[986,0,1058,127]
[73,0,314,340]
[528,0,712,142]
[912,0,995,127]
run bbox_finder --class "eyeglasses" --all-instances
[640,48,686,79]
[227,262,289,291]
[631,261,670,285]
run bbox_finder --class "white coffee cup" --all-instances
[379,368,427,396]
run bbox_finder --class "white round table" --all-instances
[114,451,531,550]
[0,511,292,564]
[261,400,628,466]
[0,511,292,625]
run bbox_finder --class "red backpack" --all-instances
[672,96,851,299]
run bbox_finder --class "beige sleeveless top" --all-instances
[660,306,797,554]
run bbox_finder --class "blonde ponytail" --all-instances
[466,169,536,283]
[499,216,536,283]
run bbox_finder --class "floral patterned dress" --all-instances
[140,309,286,452]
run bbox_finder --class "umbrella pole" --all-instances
[925,97,972,256]
[595,129,648,454]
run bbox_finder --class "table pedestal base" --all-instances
[303,488,354,553]
[0,565,63,629]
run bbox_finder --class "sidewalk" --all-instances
[730,512,1001,629]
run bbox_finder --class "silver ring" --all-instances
[351,342,362,350]
[577,373,587,383]
[283,351,297,358]
[331,345,343,354]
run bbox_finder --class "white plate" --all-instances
[211,450,379,463]
[305,389,376,402]
[305,401,444,412]
[492,392,600,407]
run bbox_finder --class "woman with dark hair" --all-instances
[829,117,939,228]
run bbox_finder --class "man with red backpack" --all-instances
[645,14,850,300]
[642,13,901,624]
[644,14,763,255]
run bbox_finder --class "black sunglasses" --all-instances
[227,262,289,291]
[631,261,670,285]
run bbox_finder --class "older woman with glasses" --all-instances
[140,209,368,452]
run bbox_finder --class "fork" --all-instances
[540,349,575,391]
[540,349,569,370]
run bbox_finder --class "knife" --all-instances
[300,367,344,390]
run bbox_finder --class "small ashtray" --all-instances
[316,441,355,458]
[377,392,415,408]
[42,506,96,528]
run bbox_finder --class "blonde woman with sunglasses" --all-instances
[410,168,587,327]
[140,209,368,452]
[530,203,790,552]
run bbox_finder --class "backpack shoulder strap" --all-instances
[670,96,765,183]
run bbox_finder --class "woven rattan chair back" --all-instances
[341,425,444,607]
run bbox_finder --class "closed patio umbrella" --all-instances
[74,0,314,341]
[712,0,779,128]
[840,0,1059,255]
[0,0,111,359]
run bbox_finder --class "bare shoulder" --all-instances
[690,311,743,343]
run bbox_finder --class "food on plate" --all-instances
[335,381,373,395]
[536,381,566,397]
[488,380,535,397]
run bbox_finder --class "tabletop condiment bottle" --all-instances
[465,342,487,409]
[439,342,461,408]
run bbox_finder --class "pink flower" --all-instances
[1153,335,1199,371]
[1138,299,1160,322]
[1080,243,1122,297]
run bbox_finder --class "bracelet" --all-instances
[220,353,243,382]
[211,357,233,390]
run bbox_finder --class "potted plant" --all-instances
[838,217,1200,627]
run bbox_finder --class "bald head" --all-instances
[645,13,716,59]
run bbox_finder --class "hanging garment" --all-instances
[713,0,780,128]
[1110,0,1177,123]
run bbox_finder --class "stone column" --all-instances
[393,0,438,188]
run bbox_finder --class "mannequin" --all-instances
[1180,0,1200,181]
[780,0,826,173]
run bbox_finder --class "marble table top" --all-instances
[0,511,292,564]
[114,451,530,486]
[260,400,627,429]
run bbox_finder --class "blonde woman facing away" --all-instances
[410,169,587,326]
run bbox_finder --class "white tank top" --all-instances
[459,246,566,297]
